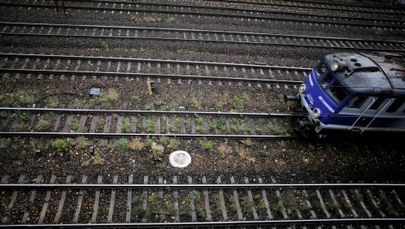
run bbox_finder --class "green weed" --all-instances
[200,139,215,152]
[121,117,131,133]
[118,138,129,151]
[146,117,155,133]
[52,138,71,152]
[35,119,51,131]
[95,89,119,108]
[168,138,180,149]
[46,96,59,107]
[195,114,204,132]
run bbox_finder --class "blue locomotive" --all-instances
[287,52,405,136]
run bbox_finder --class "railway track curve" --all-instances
[1,22,404,52]
[0,0,404,30]
[0,174,404,227]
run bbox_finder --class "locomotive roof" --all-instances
[324,52,405,98]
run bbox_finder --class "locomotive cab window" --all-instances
[326,80,348,103]
[315,62,328,81]
[320,72,334,88]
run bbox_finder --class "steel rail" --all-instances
[1,183,404,189]
[282,0,405,11]
[0,107,303,117]
[0,0,404,29]
[0,52,312,71]
[0,52,310,83]
[202,0,405,15]
[0,218,404,228]
[1,22,404,52]
[84,0,405,23]
[0,132,295,139]
[60,0,405,23]
[2,21,405,44]
[1,174,403,227]
[0,108,297,139]
[0,68,303,84]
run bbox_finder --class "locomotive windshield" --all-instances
[315,62,327,81]
[315,61,349,104]
[326,80,348,103]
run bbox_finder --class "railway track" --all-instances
[1,0,404,30]
[1,22,404,52]
[204,0,405,15]
[0,107,296,139]
[0,53,309,83]
[0,174,404,227]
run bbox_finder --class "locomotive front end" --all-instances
[288,54,351,135]
[297,67,329,133]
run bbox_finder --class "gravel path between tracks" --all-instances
[0,72,290,112]
[0,136,404,184]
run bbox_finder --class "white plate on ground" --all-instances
[169,150,191,168]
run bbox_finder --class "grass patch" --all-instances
[200,139,215,152]
[95,89,119,107]
[1,91,36,106]
[146,117,155,133]
[17,90,36,105]
[191,93,204,109]
[145,136,154,149]
[168,138,180,149]
[132,95,140,102]
[12,112,29,123]
[52,138,71,152]
[216,117,226,131]
[195,114,204,132]
[217,142,232,157]
[170,117,180,133]
[121,117,131,133]
[233,94,250,111]
[215,93,230,111]
[46,96,59,107]
[276,191,297,215]
[144,102,154,110]
[70,116,79,132]
[118,138,130,151]
[268,119,289,134]
[129,137,144,151]
[76,137,88,149]
[72,98,86,108]
[35,119,51,131]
